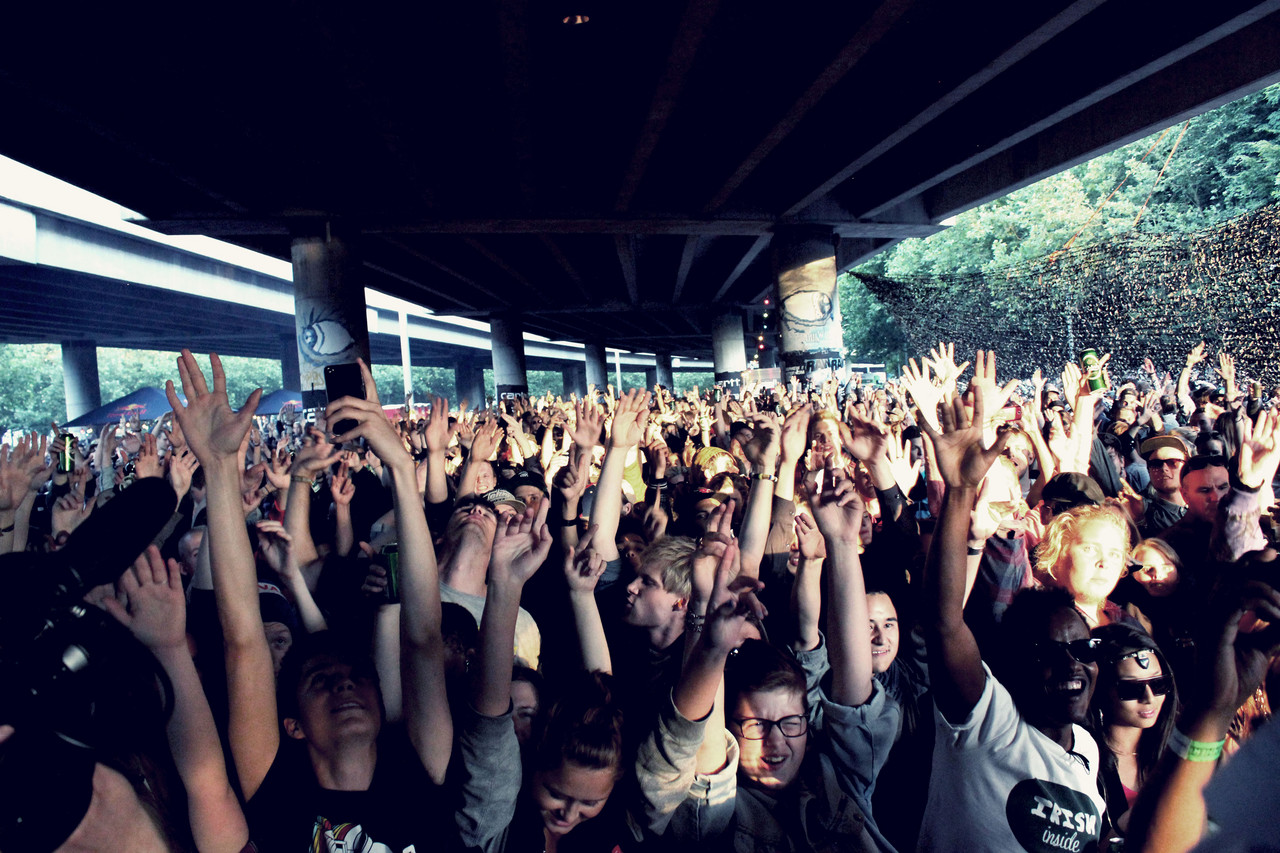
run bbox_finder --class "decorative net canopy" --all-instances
[853,202,1280,383]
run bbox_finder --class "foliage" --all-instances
[847,83,1280,375]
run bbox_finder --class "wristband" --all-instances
[754,472,779,483]
[0,523,13,535]
[555,516,580,528]
[291,474,315,486]
[966,545,983,556]
[1168,728,1225,763]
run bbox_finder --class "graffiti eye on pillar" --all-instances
[780,288,834,329]
[299,308,357,361]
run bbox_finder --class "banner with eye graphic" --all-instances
[291,234,371,406]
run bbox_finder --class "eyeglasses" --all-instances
[732,714,808,740]
[1147,458,1185,470]
[1114,675,1173,701]
[1031,638,1103,666]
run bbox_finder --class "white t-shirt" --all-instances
[439,582,542,670]
[917,663,1106,853]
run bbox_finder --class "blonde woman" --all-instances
[1035,504,1132,627]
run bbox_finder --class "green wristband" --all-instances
[1168,727,1225,763]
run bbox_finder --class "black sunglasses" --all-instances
[1031,638,1103,665]
[1114,675,1173,701]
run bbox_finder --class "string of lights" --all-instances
[853,202,1280,383]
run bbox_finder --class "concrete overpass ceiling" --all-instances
[3,0,1279,357]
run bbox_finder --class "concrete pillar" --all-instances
[61,341,101,423]
[584,341,608,391]
[489,313,528,398]
[398,311,414,406]
[712,314,748,394]
[562,364,587,398]
[772,225,842,387]
[280,333,301,391]
[654,351,674,390]
[455,360,487,409]
[644,367,657,389]
[291,228,372,409]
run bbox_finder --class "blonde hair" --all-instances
[638,536,698,601]
[1035,504,1131,581]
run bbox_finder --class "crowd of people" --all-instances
[1,339,1279,853]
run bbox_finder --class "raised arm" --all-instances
[1127,580,1280,853]
[473,502,553,715]
[105,546,249,853]
[564,529,612,674]
[327,359,454,783]
[421,395,454,505]
[807,465,873,707]
[165,350,276,799]
[592,388,649,562]
[790,512,825,653]
[775,404,811,502]
[737,413,781,579]
[918,351,1010,724]
[458,418,500,499]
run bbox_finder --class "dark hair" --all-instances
[1090,623,1177,816]
[534,671,624,776]
[1182,454,1228,474]
[725,639,808,712]
[993,586,1085,711]
[275,630,382,724]
[441,602,479,651]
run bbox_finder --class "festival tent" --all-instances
[62,387,185,428]
[255,389,304,415]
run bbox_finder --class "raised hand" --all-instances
[919,390,1010,491]
[741,412,781,470]
[700,539,765,655]
[324,360,417,474]
[167,446,200,502]
[52,482,93,537]
[166,351,262,466]
[779,403,812,461]
[641,438,670,480]
[805,465,865,546]
[689,500,739,607]
[291,427,340,478]
[572,398,605,451]
[253,520,299,578]
[969,349,1019,421]
[329,459,356,506]
[1238,409,1280,490]
[563,527,606,595]
[926,342,969,397]
[469,418,502,463]
[608,388,650,449]
[886,429,923,494]
[0,433,49,512]
[489,500,553,589]
[901,358,942,432]
[1186,340,1208,369]
[264,445,291,492]
[423,395,453,454]
[103,546,187,652]
[794,511,826,560]
[843,410,890,463]
[553,446,591,505]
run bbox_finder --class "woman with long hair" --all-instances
[1090,624,1177,835]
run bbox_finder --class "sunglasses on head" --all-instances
[1114,675,1173,701]
[1031,637,1103,665]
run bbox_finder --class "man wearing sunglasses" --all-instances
[1138,436,1188,537]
